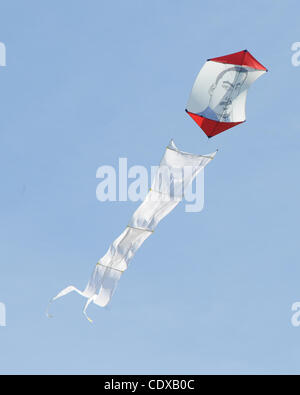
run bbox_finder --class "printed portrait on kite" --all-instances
[198,66,248,122]
[186,50,267,138]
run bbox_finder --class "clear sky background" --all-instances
[0,0,299,374]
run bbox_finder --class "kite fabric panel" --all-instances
[48,140,217,321]
[186,49,267,138]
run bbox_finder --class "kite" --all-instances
[185,49,267,138]
[48,48,268,322]
[48,140,217,321]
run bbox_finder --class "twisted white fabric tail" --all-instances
[48,140,217,321]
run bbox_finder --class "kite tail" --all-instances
[46,285,87,319]
[47,264,123,322]
[83,296,97,323]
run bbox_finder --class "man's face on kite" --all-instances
[208,68,248,121]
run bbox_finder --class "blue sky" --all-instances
[0,0,300,374]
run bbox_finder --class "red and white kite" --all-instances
[186,50,267,138]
